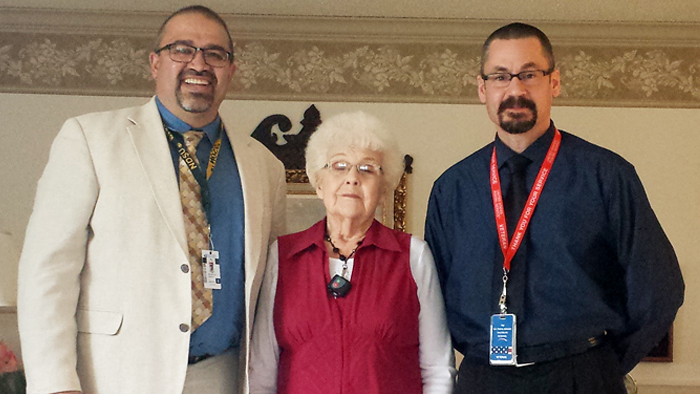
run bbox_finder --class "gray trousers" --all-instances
[183,348,241,394]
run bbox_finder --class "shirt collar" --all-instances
[286,218,403,258]
[155,96,221,143]
[495,120,556,169]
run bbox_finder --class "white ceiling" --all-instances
[5,0,700,23]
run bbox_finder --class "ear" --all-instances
[315,184,324,200]
[224,61,236,83]
[149,52,160,80]
[550,69,561,98]
[477,75,487,104]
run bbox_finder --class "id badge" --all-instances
[489,313,517,366]
[201,250,222,290]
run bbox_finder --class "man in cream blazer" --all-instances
[17,6,286,394]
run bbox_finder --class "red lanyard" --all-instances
[490,129,561,272]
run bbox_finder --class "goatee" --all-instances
[176,70,217,114]
[498,96,537,135]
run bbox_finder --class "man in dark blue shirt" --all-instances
[425,22,684,394]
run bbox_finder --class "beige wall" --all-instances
[1,93,698,390]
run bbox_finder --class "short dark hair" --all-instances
[154,5,234,60]
[480,22,554,75]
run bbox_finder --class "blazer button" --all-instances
[179,324,190,333]
[181,264,189,273]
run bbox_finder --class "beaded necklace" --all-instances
[324,233,363,298]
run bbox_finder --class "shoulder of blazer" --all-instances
[224,123,284,170]
[67,97,161,136]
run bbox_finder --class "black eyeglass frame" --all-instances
[481,68,555,84]
[154,42,233,67]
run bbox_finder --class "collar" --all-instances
[285,218,403,258]
[155,96,222,143]
[494,120,556,169]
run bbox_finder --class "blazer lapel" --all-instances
[227,130,264,276]
[126,98,188,254]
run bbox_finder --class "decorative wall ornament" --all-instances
[2,8,700,107]
[251,104,322,170]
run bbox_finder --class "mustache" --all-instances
[498,96,537,114]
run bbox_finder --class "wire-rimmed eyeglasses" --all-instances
[324,161,383,177]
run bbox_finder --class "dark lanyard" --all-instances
[489,129,561,313]
[166,127,223,217]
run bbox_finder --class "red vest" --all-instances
[274,219,422,394]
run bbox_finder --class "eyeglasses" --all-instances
[154,42,233,68]
[324,161,383,177]
[481,69,554,88]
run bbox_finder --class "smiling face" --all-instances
[478,37,560,139]
[149,12,235,128]
[316,148,384,226]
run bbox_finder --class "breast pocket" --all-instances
[76,309,123,335]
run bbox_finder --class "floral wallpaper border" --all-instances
[2,8,700,107]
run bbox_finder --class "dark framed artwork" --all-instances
[642,328,673,362]
[251,105,411,233]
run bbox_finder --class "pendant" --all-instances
[327,274,352,298]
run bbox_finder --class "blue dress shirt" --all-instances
[425,122,684,373]
[156,97,246,357]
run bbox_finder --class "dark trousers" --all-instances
[455,343,627,394]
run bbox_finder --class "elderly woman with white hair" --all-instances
[249,111,455,394]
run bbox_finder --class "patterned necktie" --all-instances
[179,130,213,330]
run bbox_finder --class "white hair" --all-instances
[305,111,404,194]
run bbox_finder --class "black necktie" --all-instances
[504,154,531,238]
[501,154,531,317]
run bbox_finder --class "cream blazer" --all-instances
[17,98,286,394]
